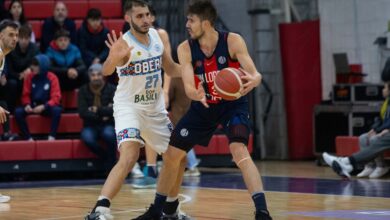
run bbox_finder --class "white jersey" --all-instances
[0,57,4,77]
[0,48,4,76]
[114,28,165,113]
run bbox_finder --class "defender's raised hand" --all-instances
[105,30,133,62]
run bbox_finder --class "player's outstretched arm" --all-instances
[159,30,181,78]
[102,30,133,76]
[228,33,262,96]
[178,41,208,108]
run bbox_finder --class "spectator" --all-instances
[323,81,390,179]
[46,29,87,91]
[6,0,36,42]
[6,24,39,111]
[14,54,62,140]
[40,1,76,52]
[78,63,116,172]
[77,8,109,67]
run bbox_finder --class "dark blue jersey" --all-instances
[189,30,243,104]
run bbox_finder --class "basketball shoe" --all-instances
[255,210,272,220]
[84,207,113,220]
[322,152,353,178]
[132,204,161,220]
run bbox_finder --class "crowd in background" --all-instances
[0,0,202,182]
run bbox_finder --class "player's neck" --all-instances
[130,29,150,46]
[198,29,218,56]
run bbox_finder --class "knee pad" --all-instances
[226,114,250,145]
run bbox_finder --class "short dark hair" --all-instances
[187,0,217,26]
[18,24,32,38]
[54,29,70,39]
[0,19,19,32]
[123,0,150,14]
[149,5,156,16]
[86,8,102,20]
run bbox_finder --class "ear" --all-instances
[124,14,131,24]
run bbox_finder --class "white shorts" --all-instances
[114,106,173,154]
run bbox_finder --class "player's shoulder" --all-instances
[227,32,244,43]
[178,40,190,52]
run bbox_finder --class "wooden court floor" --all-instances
[0,161,389,220]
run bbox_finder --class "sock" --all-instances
[92,196,111,212]
[252,192,268,212]
[153,193,167,213]
[147,165,158,178]
[163,198,179,215]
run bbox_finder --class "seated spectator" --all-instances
[6,24,39,110]
[6,0,36,42]
[14,54,62,140]
[77,8,109,67]
[323,81,390,179]
[40,1,76,52]
[78,63,116,171]
[46,29,87,91]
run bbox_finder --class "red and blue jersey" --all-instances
[189,31,242,104]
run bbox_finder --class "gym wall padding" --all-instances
[279,20,322,159]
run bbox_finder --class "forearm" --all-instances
[102,56,118,76]
[184,85,200,101]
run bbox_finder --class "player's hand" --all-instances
[239,68,262,96]
[105,30,133,62]
[0,106,9,124]
[194,82,209,108]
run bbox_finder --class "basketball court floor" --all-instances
[0,161,389,219]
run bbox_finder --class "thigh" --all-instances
[222,104,251,145]
[141,113,173,154]
[169,106,217,152]
[114,107,144,148]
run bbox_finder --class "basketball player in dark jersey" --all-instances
[134,1,272,220]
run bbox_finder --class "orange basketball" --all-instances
[214,68,244,101]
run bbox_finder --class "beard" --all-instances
[90,79,104,88]
[189,28,205,40]
[131,20,149,34]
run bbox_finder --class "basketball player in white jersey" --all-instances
[85,1,181,219]
[0,20,19,203]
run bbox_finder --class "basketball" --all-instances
[214,68,244,100]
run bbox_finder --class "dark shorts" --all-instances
[169,98,251,152]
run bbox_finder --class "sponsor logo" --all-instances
[218,56,226,64]
[134,89,159,104]
[120,56,162,76]
[154,44,161,52]
[180,128,189,137]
